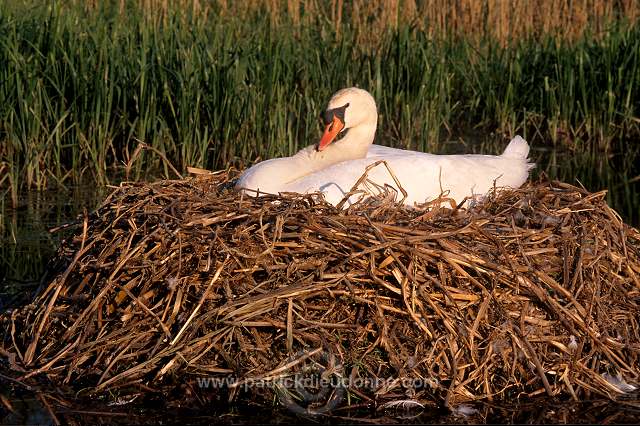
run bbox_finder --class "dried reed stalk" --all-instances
[74,0,639,45]
[1,171,639,409]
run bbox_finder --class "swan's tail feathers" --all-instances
[501,135,530,159]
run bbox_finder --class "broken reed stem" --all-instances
[171,256,228,346]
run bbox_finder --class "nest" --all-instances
[1,170,639,412]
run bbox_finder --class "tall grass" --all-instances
[0,0,639,223]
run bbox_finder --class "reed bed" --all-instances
[1,171,639,411]
[77,0,640,45]
[1,1,639,218]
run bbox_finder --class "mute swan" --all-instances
[236,87,534,207]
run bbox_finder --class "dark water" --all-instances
[1,143,639,424]
[0,185,106,310]
[1,386,639,424]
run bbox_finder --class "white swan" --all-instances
[236,87,534,207]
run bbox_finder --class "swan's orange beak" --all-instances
[318,116,345,151]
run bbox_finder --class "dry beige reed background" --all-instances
[73,0,640,45]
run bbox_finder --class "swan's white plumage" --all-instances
[236,87,534,207]
[287,137,532,206]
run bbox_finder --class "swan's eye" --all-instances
[334,103,349,125]
[322,103,350,127]
[322,110,333,126]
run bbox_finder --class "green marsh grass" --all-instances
[0,1,639,224]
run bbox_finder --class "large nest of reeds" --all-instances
[1,171,639,412]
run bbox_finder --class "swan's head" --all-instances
[318,87,377,151]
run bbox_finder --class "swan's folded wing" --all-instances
[366,144,410,157]
[287,152,532,207]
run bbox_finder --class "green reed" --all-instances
[0,1,638,222]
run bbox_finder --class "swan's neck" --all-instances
[290,122,376,180]
[236,121,376,194]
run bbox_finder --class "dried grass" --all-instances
[96,0,640,45]
[1,170,639,409]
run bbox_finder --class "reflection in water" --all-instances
[1,394,55,425]
[0,186,105,310]
[1,387,639,424]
